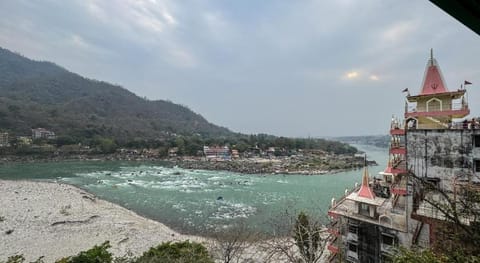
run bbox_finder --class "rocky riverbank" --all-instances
[0,151,377,175]
[173,156,377,175]
[0,180,202,262]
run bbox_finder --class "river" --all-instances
[0,144,387,236]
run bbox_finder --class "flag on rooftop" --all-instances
[464,80,472,85]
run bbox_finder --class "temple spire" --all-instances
[358,154,375,199]
[430,48,433,66]
[419,49,448,95]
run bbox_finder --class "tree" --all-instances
[294,212,323,263]
[261,209,327,263]
[135,240,214,263]
[93,137,117,154]
[408,171,480,258]
[209,222,259,263]
[175,137,186,155]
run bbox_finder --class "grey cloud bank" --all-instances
[0,0,479,137]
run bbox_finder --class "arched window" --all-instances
[426,98,442,112]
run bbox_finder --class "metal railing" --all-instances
[329,185,360,210]
[407,119,480,130]
[406,101,468,113]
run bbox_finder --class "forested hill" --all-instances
[0,47,232,141]
[0,47,357,155]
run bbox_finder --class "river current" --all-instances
[0,145,387,235]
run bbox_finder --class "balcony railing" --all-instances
[405,102,469,118]
[329,184,360,210]
[346,232,358,242]
[390,128,405,135]
[405,119,480,130]
[390,146,406,155]
[391,184,407,195]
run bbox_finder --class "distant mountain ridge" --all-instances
[0,47,232,141]
[335,135,389,148]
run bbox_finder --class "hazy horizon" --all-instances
[1,1,479,137]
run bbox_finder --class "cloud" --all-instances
[0,0,479,136]
[346,71,359,79]
[70,34,90,49]
[382,20,418,43]
[168,48,197,68]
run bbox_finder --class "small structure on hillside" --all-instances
[168,147,179,158]
[32,128,56,140]
[0,132,9,147]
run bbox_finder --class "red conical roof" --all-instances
[419,49,448,95]
[358,165,375,199]
[383,160,393,175]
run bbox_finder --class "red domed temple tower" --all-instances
[405,49,469,129]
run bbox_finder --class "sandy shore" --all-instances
[0,180,203,262]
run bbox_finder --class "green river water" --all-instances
[0,145,387,236]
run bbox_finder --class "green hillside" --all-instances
[0,47,231,142]
[0,47,357,156]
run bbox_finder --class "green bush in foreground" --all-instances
[136,241,214,263]
[393,247,480,263]
[55,241,112,263]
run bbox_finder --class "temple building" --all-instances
[327,50,479,262]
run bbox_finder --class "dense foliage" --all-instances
[136,241,214,263]
[393,247,480,263]
[55,242,112,263]
[164,133,357,156]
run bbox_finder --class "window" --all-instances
[426,177,440,189]
[360,203,370,216]
[474,135,480,148]
[382,234,394,246]
[348,242,357,252]
[348,225,358,234]
[475,160,480,173]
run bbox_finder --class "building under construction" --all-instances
[327,51,479,262]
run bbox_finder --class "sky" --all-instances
[0,0,479,137]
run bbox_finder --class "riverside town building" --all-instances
[31,128,56,140]
[327,50,479,262]
[0,132,9,147]
[203,146,231,160]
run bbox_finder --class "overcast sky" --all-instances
[1,0,479,137]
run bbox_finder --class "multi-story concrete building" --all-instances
[327,51,479,262]
[0,132,9,147]
[203,146,231,160]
